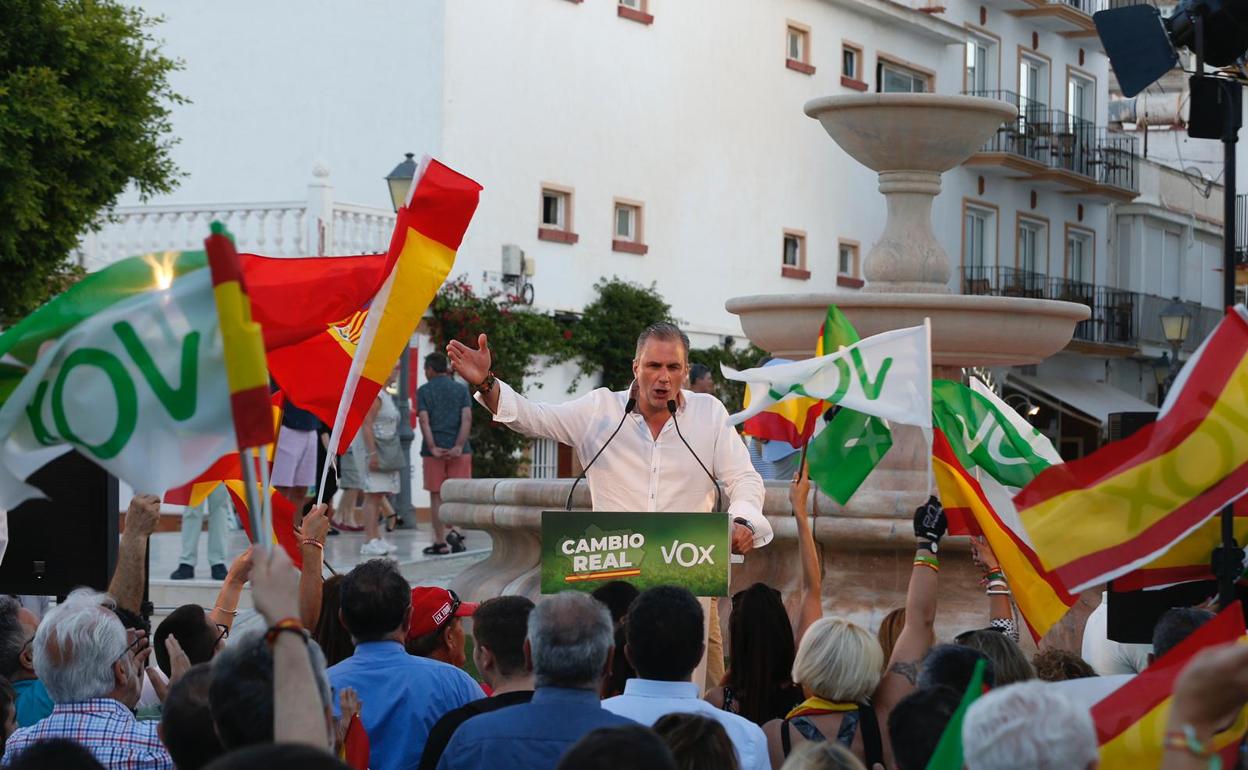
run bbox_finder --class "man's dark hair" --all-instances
[155,604,219,676]
[405,618,457,658]
[1033,648,1097,682]
[8,739,106,770]
[887,686,962,770]
[473,596,535,677]
[202,744,350,770]
[1152,607,1216,659]
[424,352,449,374]
[653,713,738,770]
[0,596,27,678]
[918,644,995,691]
[556,726,677,770]
[591,581,640,625]
[688,364,711,384]
[626,586,704,681]
[209,632,275,749]
[161,663,223,770]
[338,559,410,641]
[635,322,690,360]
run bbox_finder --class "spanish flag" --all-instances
[1016,306,1248,593]
[1092,601,1248,770]
[267,158,481,453]
[933,429,1076,641]
[1113,498,1248,591]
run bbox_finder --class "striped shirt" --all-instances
[2,699,173,770]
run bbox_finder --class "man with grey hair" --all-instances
[962,681,1099,770]
[435,592,636,770]
[2,589,173,769]
[0,596,52,727]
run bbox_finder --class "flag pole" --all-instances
[256,444,274,555]
[239,449,265,548]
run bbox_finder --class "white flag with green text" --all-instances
[0,260,235,510]
[722,322,932,429]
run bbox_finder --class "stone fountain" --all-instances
[441,94,1093,647]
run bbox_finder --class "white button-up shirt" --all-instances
[480,381,772,547]
[603,679,770,770]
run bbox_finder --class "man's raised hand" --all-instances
[447,333,491,386]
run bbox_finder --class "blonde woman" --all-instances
[763,617,885,769]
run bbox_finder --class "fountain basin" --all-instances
[726,292,1090,366]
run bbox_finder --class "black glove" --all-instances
[913,495,947,544]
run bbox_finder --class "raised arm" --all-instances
[297,505,330,628]
[1161,642,1248,770]
[209,546,253,631]
[874,497,946,711]
[972,536,1018,642]
[449,333,598,447]
[790,463,823,643]
[109,495,161,614]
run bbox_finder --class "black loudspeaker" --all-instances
[1107,411,1157,442]
[1108,582,1244,644]
[1188,75,1242,141]
[0,451,119,596]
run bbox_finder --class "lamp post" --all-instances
[1152,352,1172,406]
[1159,296,1193,392]
[385,153,419,525]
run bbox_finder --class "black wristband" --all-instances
[733,517,756,534]
[916,540,938,555]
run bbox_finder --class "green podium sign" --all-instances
[540,510,731,597]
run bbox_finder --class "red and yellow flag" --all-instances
[933,429,1076,641]
[1092,601,1248,770]
[339,713,370,770]
[268,159,481,452]
[1114,498,1248,591]
[1016,307,1248,593]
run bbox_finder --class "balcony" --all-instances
[962,90,1139,200]
[1010,0,1104,36]
[961,267,1220,353]
[1237,193,1248,267]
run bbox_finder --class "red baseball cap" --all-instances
[408,587,477,639]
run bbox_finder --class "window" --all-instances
[1019,55,1049,122]
[843,47,858,80]
[542,190,566,229]
[538,185,577,244]
[617,0,653,24]
[1067,229,1092,282]
[838,242,861,277]
[781,230,809,278]
[878,60,928,93]
[612,200,647,254]
[963,205,996,272]
[1067,72,1094,129]
[965,34,996,94]
[787,26,806,62]
[619,0,641,8]
[1018,218,1047,274]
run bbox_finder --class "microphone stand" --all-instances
[668,400,722,513]
[565,396,636,510]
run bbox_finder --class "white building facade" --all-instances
[80,0,1155,461]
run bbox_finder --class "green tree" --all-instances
[568,277,673,390]
[689,341,768,414]
[427,277,571,478]
[0,0,185,323]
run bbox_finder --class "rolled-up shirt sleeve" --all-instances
[712,406,773,548]
[475,379,597,449]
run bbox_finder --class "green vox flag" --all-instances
[541,511,731,596]
[924,659,986,770]
[807,408,894,505]
[931,379,1056,489]
[806,304,894,505]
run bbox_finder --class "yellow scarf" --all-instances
[785,696,858,719]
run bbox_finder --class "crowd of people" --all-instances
[0,467,1244,770]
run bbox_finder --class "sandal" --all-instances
[384,513,398,533]
[331,518,363,532]
[446,530,467,553]
[423,542,450,556]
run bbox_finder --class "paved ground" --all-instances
[145,521,489,630]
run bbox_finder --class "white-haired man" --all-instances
[2,590,171,770]
[962,681,1098,770]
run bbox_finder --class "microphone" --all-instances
[667,399,722,513]
[565,394,637,510]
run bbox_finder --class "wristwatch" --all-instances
[476,371,497,395]
[916,539,939,555]
[733,518,756,534]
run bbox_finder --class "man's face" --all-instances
[447,618,467,669]
[691,373,714,394]
[632,339,687,414]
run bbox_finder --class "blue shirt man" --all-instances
[331,559,481,770]
[436,592,636,770]
[329,642,481,770]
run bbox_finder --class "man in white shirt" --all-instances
[602,586,769,770]
[446,322,771,548]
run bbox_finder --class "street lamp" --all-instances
[1004,393,1040,417]
[385,152,418,526]
[1159,297,1193,392]
[1152,353,1172,405]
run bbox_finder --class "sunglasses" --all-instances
[114,632,149,666]
[213,623,229,646]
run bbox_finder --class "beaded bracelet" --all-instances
[1164,725,1221,770]
[914,554,940,572]
[301,538,325,550]
[264,617,307,647]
